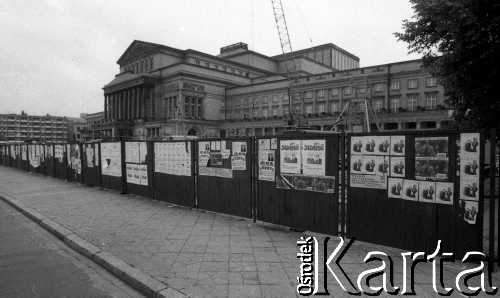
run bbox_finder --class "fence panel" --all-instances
[257,134,340,235]
[100,141,124,192]
[82,143,101,187]
[44,144,55,177]
[9,145,16,168]
[54,144,67,180]
[197,138,253,218]
[153,140,196,207]
[124,141,153,198]
[28,144,45,175]
[347,130,484,256]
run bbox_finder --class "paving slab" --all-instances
[0,166,499,297]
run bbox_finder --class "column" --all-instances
[104,95,108,120]
[111,94,115,120]
[141,87,145,118]
[135,88,140,119]
[119,91,123,120]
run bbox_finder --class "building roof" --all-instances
[271,43,360,61]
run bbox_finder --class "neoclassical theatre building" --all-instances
[97,40,452,139]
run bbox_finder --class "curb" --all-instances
[0,194,187,298]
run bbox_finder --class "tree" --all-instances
[396,0,500,129]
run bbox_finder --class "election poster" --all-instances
[54,145,64,163]
[418,181,436,203]
[363,136,377,155]
[231,141,247,170]
[402,179,418,201]
[126,164,137,184]
[139,164,148,186]
[415,158,448,180]
[101,142,122,177]
[460,133,480,156]
[258,149,275,181]
[390,135,405,156]
[198,141,210,168]
[460,179,479,201]
[350,173,387,189]
[21,146,27,161]
[388,177,403,199]
[280,140,301,174]
[375,136,390,155]
[301,140,325,176]
[462,200,479,224]
[390,157,405,177]
[276,174,334,193]
[374,156,389,176]
[351,136,363,155]
[361,155,377,175]
[436,182,454,205]
[270,138,278,150]
[415,137,448,158]
[125,142,140,163]
[350,156,363,174]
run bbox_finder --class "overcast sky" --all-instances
[0,0,419,118]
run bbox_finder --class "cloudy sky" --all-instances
[0,0,419,118]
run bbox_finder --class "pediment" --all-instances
[117,40,160,65]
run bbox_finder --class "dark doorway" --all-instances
[187,129,197,136]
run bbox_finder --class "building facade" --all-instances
[97,40,453,139]
[0,112,67,142]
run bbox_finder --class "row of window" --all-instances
[126,57,154,74]
[230,77,437,107]
[194,59,250,78]
[227,94,439,118]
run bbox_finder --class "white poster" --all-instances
[460,133,480,156]
[436,182,454,205]
[373,156,389,176]
[258,149,275,181]
[101,142,122,177]
[418,181,436,203]
[94,145,99,166]
[21,146,27,161]
[350,173,387,189]
[301,140,325,176]
[270,138,278,150]
[86,145,94,168]
[139,164,148,186]
[361,155,376,175]
[125,142,140,163]
[375,136,390,155]
[460,178,479,201]
[198,141,210,168]
[388,177,403,198]
[350,156,363,174]
[402,179,419,201]
[54,145,64,163]
[463,200,479,224]
[126,163,137,184]
[351,136,364,155]
[232,141,247,171]
[363,136,377,155]
[280,140,301,174]
[139,142,147,163]
[390,136,406,156]
[390,156,405,177]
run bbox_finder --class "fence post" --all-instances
[340,132,346,238]
[120,139,127,194]
[489,129,497,266]
[252,137,257,223]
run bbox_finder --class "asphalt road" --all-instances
[0,199,143,298]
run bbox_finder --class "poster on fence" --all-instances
[139,164,148,186]
[350,173,387,189]
[94,145,99,166]
[231,141,246,170]
[461,200,478,224]
[418,180,436,203]
[125,142,139,163]
[258,139,270,150]
[390,157,405,177]
[301,140,325,176]
[436,182,454,205]
[86,145,94,168]
[402,179,419,201]
[280,140,301,174]
[258,149,275,181]
[388,178,403,198]
[21,146,27,161]
[198,141,210,167]
[390,135,406,156]
[460,133,480,156]
[101,142,122,177]
[276,174,334,193]
[55,145,64,163]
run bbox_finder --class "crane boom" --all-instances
[270,0,306,129]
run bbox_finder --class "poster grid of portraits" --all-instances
[459,133,481,224]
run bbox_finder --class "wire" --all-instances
[293,0,314,47]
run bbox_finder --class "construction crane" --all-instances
[270,0,307,129]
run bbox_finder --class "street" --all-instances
[0,199,143,298]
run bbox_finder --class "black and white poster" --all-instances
[301,140,325,176]
[462,200,479,224]
[403,179,418,201]
[388,177,403,198]
[280,140,301,174]
[418,180,436,203]
[390,135,405,156]
[390,156,405,177]
[350,137,363,155]
[436,182,454,205]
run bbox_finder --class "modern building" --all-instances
[0,112,67,142]
[96,40,453,139]
[67,114,88,143]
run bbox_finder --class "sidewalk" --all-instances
[0,166,498,297]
